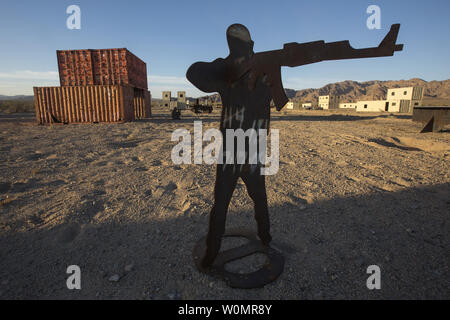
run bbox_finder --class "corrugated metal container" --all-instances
[57,48,148,89]
[34,85,151,124]
[133,88,152,119]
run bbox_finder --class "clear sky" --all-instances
[0,0,449,98]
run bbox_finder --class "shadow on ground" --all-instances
[141,111,414,124]
[0,182,448,300]
[0,112,413,126]
[0,113,35,123]
[270,113,412,122]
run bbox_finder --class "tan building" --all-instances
[339,103,357,109]
[169,100,178,109]
[385,87,424,113]
[162,90,187,110]
[318,95,340,109]
[356,99,413,112]
[162,91,171,108]
[284,101,294,110]
[356,100,387,112]
[302,102,312,109]
[177,91,186,103]
[356,87,424,113]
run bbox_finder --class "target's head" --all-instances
[226,24,254,57]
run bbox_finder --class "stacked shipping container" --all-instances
[57,48,148,89]
[34,48,151,124]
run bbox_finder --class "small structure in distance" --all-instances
[162,91,187,110]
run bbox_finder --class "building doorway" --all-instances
[385,102,389,111]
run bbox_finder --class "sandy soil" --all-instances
[0,108,449,299]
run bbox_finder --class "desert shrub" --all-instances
[0,99,35,113]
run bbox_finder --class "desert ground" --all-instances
[0,107,449,300]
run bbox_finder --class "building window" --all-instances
[392,102,396,106]
[364,104,368,108]
[403,91,407,95]
[180,94,183,98]
[391,92,395,96]
[414,102,419,106]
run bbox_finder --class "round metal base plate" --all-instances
[193,228,285,289]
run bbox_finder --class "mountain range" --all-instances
[0,95,34,101]
[202,78,450,105]
[2,78,449,105]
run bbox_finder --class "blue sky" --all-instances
[0,0,449,97]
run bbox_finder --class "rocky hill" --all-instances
[293,78,450,103]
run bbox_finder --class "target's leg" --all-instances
[202,165,238,268]
[241,168,272,245]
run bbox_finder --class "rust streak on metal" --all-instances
[55,87,62,122]
[42,88,48,124]
[33,87,40,124]
[81,86,88,122]
[102,86,108,122]
[105,86,110,122]
[61,86,67,123]
[81,86,87,122]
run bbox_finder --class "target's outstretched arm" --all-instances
[281,23,403,66]
[249,24,403,110]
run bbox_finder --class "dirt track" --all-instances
[0,108,449,299]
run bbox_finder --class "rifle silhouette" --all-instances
[245,24,403,110]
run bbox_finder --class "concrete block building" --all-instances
[162,91,171,108]
[162,90,187,110]
[177,91,186,103]
[318,95,340,110]
[177,91,187,109]
[355,100,387,112]
[339,103,357,109]
[385,87,424,113]
[355,86,424,113]
[170,101,178,109]
[284,101,294,110]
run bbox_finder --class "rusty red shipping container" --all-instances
[133,88,152,119]
[33,85,151,124]
[57,48,148,89]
